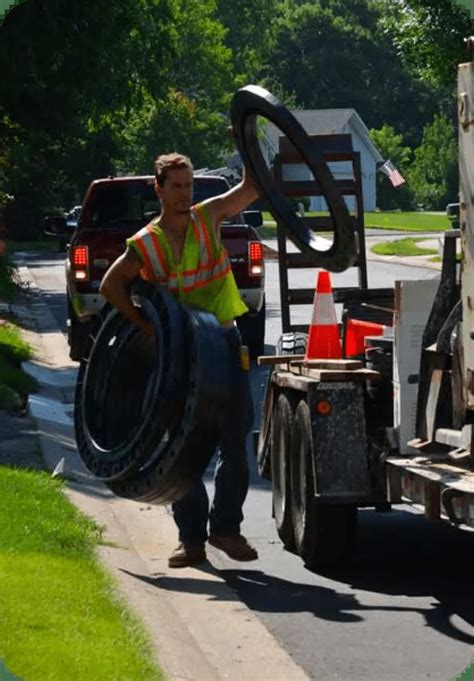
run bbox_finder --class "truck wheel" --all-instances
[271,393,296,551]
[256,330,308,480]
[277,331,308,356]
[67,296,92,361]
[291,399,357,569]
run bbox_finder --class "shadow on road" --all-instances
[222,508,474,645]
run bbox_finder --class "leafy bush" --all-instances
[0,256,19,303]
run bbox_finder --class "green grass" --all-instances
[0,323,38,406]
[0,323,34,363]
[371,237,438,257]
[364,212,449,231]
[0,467,165,681]
[260,210,450,236]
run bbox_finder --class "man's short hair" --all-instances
[154,153,193,186]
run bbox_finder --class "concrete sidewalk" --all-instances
[261,231,448,271]
[9,262,308,681]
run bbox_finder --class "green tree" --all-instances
[369,125,413,209]
[214,0,277,81]
[264,1,441,146]
[380,0,472,88]
[0,0,235,230]
[407,114,458,210]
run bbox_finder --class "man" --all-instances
[100,151,260,568]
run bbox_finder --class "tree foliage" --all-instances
[0,0,468,233]
[0,0,235,233]
[379,0,472,88]
[369,125,413,209]
[407,114,458,210]
[262,0,442,146]
[214,0,276,81]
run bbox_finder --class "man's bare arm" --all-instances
[204,167,259,232]
[99,248,154,336]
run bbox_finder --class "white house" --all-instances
[260,109,383,212]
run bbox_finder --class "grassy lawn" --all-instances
[0,323,38,409]
[260,211,450,237]
[0,466,165,681]
[371,237,438,257]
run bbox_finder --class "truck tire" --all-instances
[277,331,308,356]
[256,331,307,480]
[291,399,357,569]
[67,296,93,362]
[271,393,296,551]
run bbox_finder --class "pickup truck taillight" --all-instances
[72,245,89,281]
[248,241,264,277]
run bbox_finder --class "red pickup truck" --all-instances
[62,174,265,360]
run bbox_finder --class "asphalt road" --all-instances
[20,250,473,681]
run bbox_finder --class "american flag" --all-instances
[380,159,406,188]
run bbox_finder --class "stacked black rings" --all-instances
[75,280,232,504]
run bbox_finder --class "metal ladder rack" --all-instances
[272,133,392,333]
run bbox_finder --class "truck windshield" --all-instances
[88,176,240,229]
[89,182,160,229]
[192,177,230,204]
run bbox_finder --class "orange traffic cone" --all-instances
[305,271,342,359]
[344,318,387,357]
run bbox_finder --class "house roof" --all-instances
[264,108,383,163]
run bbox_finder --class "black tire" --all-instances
[271,393,296,551]
[237,297,265,359]
[67,296,93,361]
[230,86,357,273]
[291,399,358,569]
[75,281,233,502]
[277,331,308,356]
[256,331,307,479]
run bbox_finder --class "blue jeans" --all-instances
[171,326,254,545]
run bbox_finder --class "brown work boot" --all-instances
[208,534,258,561]
[168,543,207,568]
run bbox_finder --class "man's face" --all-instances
[155,167,193,215]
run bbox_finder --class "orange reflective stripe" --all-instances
[191,213,200,242]
[133,238,154,279]
[194,208,212,263]
[181,247,228,277]
[147,227,169,277]
[181,250,231,290]
[182,263,231,292]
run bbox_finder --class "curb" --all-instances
[262,237,443,271]
[14,258,309,681]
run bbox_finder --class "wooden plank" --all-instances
[290,359,363,370]
[276,179,357,197]
[257,354,305,366]
[271,371,312,391]
[386,457,474,494]
[424,480,441,521]
[386,467,402,503]
[289,366,381,381]
[279,134,354,161]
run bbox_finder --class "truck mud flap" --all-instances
[75,281,232,503]
[231,85,358,273]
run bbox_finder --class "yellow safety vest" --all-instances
[126,203,248,324]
